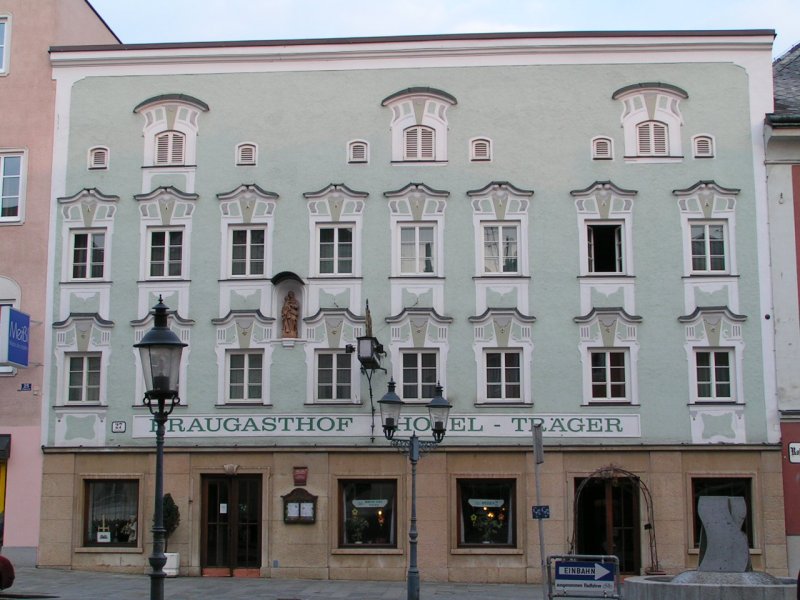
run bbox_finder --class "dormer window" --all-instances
[382,87,456,164]
[612,82,687,161]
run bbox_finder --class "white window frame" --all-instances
[689,221,728,274]
[589,348,629,402]
[693,348,734,403]
[70,229,106,281]
[315,350,354,402]
[66,353,103,404]
[303,309,364,405]
[225,350,264,403]
[470,137,492,162]
[347,140,369,164]
[399,223,437,275]
[591,136,614,160]
[484,349,523,402]
[404,125,435,161]
[0,16,10,75]
[692,134,715,158]
[236,142,257,166]
[317,224,354,276]
[54,316,112,407]
[0,151,25,223]
[481,222,520,275]
[229,225,267,278]
[88,146,109,170]
[383,89,455,163]
[400,349,439,401]
[147,227,184,279]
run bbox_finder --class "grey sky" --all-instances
[88,0,799,58]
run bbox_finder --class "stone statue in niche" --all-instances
[281,291,299,338]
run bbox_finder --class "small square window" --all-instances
[339,480,396,547]
[470,138,492,161]
[348,141,369,164]
[693,136,715,158]
[84,480,139,547]
[236,143,257,166]
[88,147,109,170]
[458,479,516,547]
[592,137,613,160]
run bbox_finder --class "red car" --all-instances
[0,555,14,590]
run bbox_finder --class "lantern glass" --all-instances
[139,344,183,396]
[427,384,451,440]
[358,337,376,361]
[378,380,403,438]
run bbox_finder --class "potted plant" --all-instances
[161,493,180,576]
[346,508,370,544]
[470,508,505,543]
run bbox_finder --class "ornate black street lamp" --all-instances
[134,297,186,600]
[378,380,451,600]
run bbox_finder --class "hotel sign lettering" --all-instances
[132,413,640,439]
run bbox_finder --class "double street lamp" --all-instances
[134,298,187,600]
[378,379,451,600]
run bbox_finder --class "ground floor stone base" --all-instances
[38,444,788,583]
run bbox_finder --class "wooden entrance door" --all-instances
[575,476,641,574]
[201,475,262,576]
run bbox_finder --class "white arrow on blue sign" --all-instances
[554,561,616,594]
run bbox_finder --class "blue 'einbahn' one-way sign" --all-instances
[554,560,616,595]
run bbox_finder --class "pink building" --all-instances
[0,0,117,565]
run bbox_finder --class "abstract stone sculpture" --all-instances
[697,495,751,573]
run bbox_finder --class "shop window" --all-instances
[691,477,753,547]
[339,480,396,547]
[84,479,139,547]
[458,479,516,547]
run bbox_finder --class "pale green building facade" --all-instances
[39,30,787,582]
